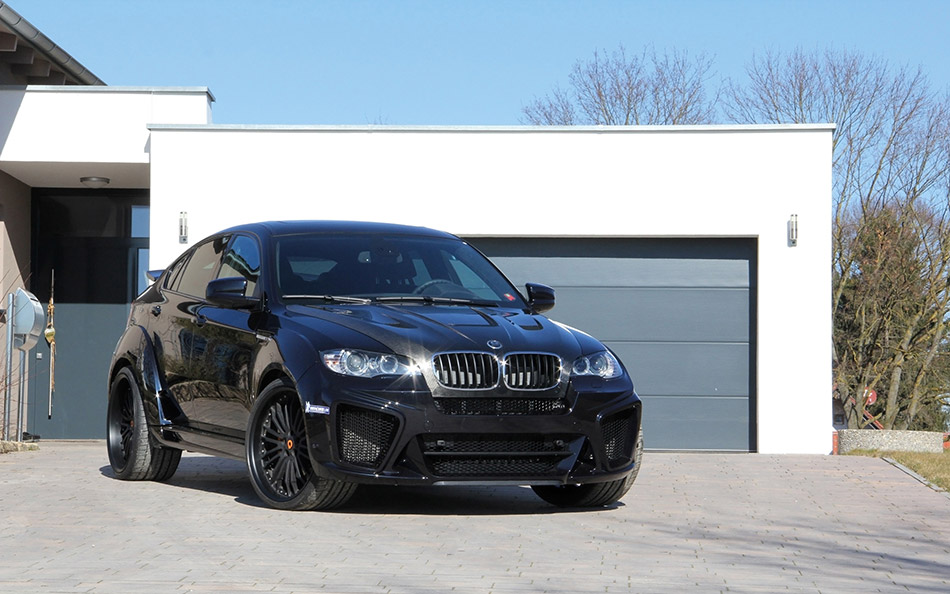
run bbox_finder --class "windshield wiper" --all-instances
[373,295,498,307]
[282,294,372,304]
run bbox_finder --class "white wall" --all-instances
[148,124,833,454]
[0,86,213,188]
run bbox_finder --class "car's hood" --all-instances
[283,303,600,361]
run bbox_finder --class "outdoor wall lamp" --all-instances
[80,176,110,189]
[788,214,798,247]
[179,211,188,244]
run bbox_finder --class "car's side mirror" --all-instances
[206,277,258,309]
[526,283,555,314]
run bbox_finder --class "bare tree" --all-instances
[726,48,950,429]
[522,46,718,125]
[524,45,950,429]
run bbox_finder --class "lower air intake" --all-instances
[337,405,398,469]
[421,433,573,477]
[433,397,569,416]
[601,409,635,468]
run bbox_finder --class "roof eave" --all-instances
[0,2,105,85]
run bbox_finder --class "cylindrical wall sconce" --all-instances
[179,211,188,244]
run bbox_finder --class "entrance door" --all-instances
[27,190,149,439]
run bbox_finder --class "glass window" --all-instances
[136,248,150,296]
[176,237,228,298]
[164,253,188,291]
[131,206,149,238]
[274,233,524,306]
[218,235,261,296]
[31,190,149,304]
[447,254,494,299]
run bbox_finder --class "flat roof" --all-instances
[148,123,835,133]
[2,85,215,101]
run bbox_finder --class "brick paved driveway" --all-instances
[1,441,948,593]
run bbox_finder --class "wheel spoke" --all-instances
[281,456,296,494]
[272,455,289,493]
[272,402,289,435]
[120,424,132,458]
[117,385,134,460]
[285,451,301,488]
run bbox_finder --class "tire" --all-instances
[106,367,181,481]
[533,429,643,507]
[246,378,356,510]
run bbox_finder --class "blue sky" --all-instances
[18,0,950,125]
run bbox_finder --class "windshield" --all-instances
[274,233,525,307]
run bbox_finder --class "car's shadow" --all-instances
[100,455,622,516]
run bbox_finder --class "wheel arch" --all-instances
[257,365,295,399]
[108,325,167,427]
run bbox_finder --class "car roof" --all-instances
[218,220,460,240]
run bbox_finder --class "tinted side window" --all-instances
[164,254,189,291]
[176,237,228,297]
[218,235,261,296]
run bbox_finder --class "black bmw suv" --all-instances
[107,221,642,510]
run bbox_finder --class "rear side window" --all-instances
[175,236,228,298]
[163,254,188,291]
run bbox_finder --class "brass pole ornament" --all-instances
[46,271,55,418]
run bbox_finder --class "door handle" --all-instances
[151,305,162,316]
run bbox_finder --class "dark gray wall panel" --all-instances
[27,304,129,439]
[642,395,750,450]
[610,342,750,397]
[549,287,749,343]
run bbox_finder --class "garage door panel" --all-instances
[641,395,750,450]
[608,342,750,397]
[467,237,756,451]
[550,287,749,343]
[492,257,750,288]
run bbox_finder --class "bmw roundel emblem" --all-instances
[487,340,503,350]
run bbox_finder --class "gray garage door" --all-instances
[467,238,756,451]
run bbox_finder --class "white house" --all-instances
[0,5,832,453]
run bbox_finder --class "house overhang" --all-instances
[0,2,104,85]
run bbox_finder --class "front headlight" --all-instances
[321,349,418,378]
[571,351,623,379]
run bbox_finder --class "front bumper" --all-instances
[302,376,642,487]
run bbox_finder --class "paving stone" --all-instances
[1,442,948,593]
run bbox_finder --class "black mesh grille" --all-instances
[430,458,557,476]
[433,397,569,416]
[422,435,565,453]
[602,409,635,468]
[503,354,561,390]
[336,405,398,469]
[421,433,573,477]
[432,353,499,389]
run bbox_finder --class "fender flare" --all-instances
[111,325,174,427]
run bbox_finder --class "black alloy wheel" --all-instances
[256,391,309,498]
[106,367,181,481]
[246,379,356,510]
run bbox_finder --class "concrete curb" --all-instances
[882,456,950,500]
